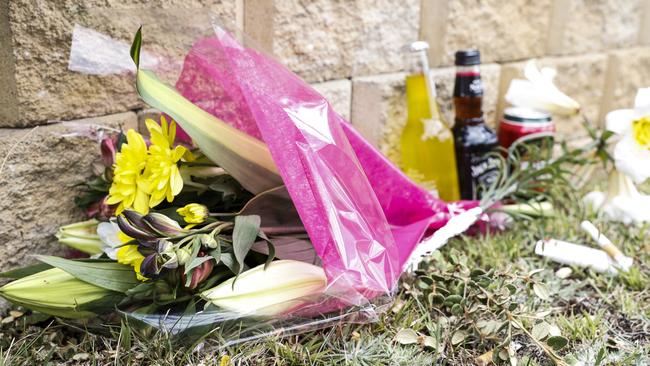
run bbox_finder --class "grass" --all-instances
[0,194,648,365]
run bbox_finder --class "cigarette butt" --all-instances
[580,220,632,271]
[535,239,618,274]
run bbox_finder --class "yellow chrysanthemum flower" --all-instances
[116,244,147,281]
[632,116,650,150]
[106,129,150,214]
[177,203,209,224]
[140,117,191,208]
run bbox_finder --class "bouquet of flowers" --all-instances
[0,22,497,339]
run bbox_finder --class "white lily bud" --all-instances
[201,260,327,316]
[0,268,115,319]
[56,219,103,255]
[505,60,580,116]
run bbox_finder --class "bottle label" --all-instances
[469,153,500,191]
[454,72,483,97]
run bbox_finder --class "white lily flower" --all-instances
[584,169,650,225]
[605,87,650,183]
[202,260,327,316]
[96,221,123,260]
[505,60,580,116]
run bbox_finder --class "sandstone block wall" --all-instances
[1,0,650,269]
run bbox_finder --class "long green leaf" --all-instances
[219,252,240,275]
[257,230,276,269]
[0,258,116,279]
[0,263,52,279]
[35,256,140,293]
[129,29,282,194]
[184,256,213,275]
[184,236,203,286]
[232,215,261,274]
[130,26,142,67]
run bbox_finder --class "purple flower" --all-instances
[100,136,117,167]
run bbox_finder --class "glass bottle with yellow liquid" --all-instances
[400,42,460,201]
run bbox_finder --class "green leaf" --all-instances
[184,256,213,275]
[264,241,275,270]
[209,242,222,265]
[451,303,463,316]
[445,294,462,304]
[429,293,445,306]
[533,282,551,301]
[531,322,550,340]
[257,230,276,269]
[183,237,203,286]
[116,131,127,152]
[35,255,140,293]
[130,26,142,68]
[232,215,261,274]
[546,335,569,350]
[119,321,132,350]
[0,263,52,279]
[219,252,240,275]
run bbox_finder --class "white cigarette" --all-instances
[535,239,619,274]
[580,220,633,271]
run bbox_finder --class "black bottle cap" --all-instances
[455,49,481,66]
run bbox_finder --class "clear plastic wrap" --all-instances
[65,10,489,342]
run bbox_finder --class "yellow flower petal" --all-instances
[107,129,150,214]
[168,120,177,146]
[145,119,162,134]
[161,115,168,136]
[177,203,208,224]
[133,189,150,214]
[170,165,183,195]
[105,195,122,205]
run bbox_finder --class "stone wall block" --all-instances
[273,0,420,83]
[1,0,235,127]
[548,0,643,55]
[601,47,650,120]
[0,112,137,269]
[422,0,553,66]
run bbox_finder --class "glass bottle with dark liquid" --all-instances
[452,49,499,199]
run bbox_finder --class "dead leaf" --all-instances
[475,349,493,365]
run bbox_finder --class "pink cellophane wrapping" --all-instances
[175,28,480,303]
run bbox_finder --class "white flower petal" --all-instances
[97,221,122,260]
[614,134,650,183]
[605,109,636,135]
[633,87,650,115]
[505,60,579,116]
[583,190,606,209]
[584,170,650,224]
[606,194,650,224]
[539,66,557,81]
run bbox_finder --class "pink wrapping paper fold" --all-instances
[174,29,481,299]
